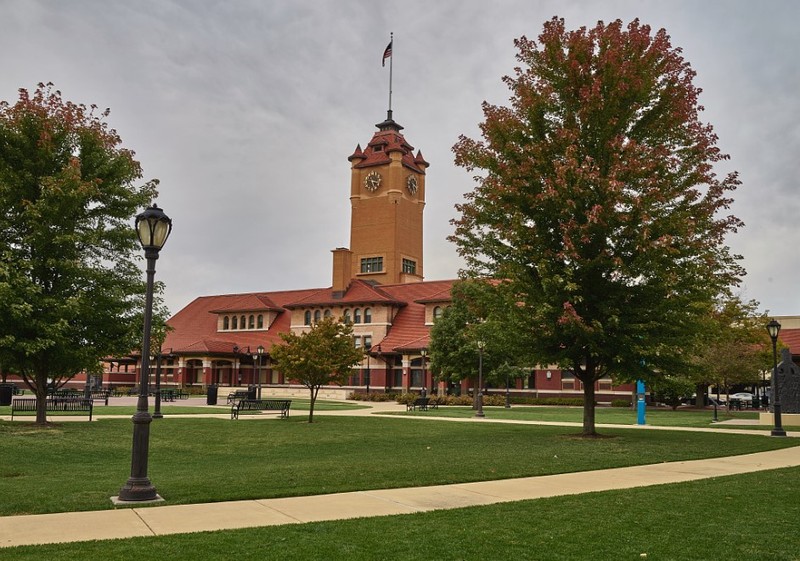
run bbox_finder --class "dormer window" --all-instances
[223,316,230,330]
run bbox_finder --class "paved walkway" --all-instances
[2,400,799,549]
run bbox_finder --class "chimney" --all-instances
[331,247,353,295]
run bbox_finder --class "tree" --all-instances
[429,279,529,408]
[0,83,157,424]
[691,296,770,406]
[270,316,364,423]
[451,18,743,435]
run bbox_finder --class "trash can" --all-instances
[0,384,12,406]
[206,384,218,406]
[247,385,257,400]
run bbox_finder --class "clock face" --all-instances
[406,174,418,195]
[365,171,382,192]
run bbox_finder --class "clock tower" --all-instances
[332,112,429,291]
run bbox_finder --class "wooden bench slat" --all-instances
[231,399,291,420]
[11,398,93,421]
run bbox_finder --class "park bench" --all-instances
[11,397,93,421]
[157,389,189,402]
[231,399,291,420]
[87,390,111,405]
[226,390,251,405]
[406,397,437,411]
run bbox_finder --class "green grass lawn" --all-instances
[397,404,788,428]
[3,466,798,560]
[0,415,797,516]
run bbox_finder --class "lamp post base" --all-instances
[771,427,787,437]
[115,477,160,503]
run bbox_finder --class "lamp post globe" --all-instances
[766,320,786,437]
[116,205,171,503]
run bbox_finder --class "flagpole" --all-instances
[388,32,393,118]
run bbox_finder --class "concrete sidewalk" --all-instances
[2,444,800,548]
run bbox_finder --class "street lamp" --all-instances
[420,349,428,396]
[476,340,485,418]
[255,345,264,399]
[117,205,171,503]
[767,319,786,437]
[365,341,372,395]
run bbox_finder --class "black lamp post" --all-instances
[117,204,171,503]
[420,349,428,395]
[476,340,485,418]
[365,341,372,395]
[255,345,264,399]
[767,319,786,437]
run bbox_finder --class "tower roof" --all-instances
[352,113,427,174]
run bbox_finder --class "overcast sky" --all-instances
[2,0,798,317]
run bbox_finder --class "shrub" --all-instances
[611,399,632,408]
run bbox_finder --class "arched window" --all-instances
[343,309,351,323]
[240,315,246,329]
[232,316,238,330]
[314,310,321,323]
[433,306,443,320]
[363,308,372,324]
[324,309,332,318]
[257,314,264,329]
[353,308,362,323]
[223,316,230,330]
[248,315,255,329]
[304,310,311,326]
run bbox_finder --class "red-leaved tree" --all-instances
[451,18,744,435]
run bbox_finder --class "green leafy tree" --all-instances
[451,18,743,435]
[270,316,364,423]
[429,280,529,408]
[0,83,157,423]
[691,296,770,406]
[650,374,696,410]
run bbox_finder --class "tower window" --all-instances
[402,258,416,275]
[361,257,383,273]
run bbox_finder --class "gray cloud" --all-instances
[2,0,798,315]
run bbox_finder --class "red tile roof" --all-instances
[374,279,456,353]
[779,329,800,355]
[283,279,406,308]
[209,293,282,313]
[164,280,456,357]
[164,288,322,355]
[351,129,427,174]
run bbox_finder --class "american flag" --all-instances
[382,40,392,67]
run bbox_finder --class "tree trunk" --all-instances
[582,379,597,436]
[308,386,317,423]
[694,383,705,408]
[35,382,48,425]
